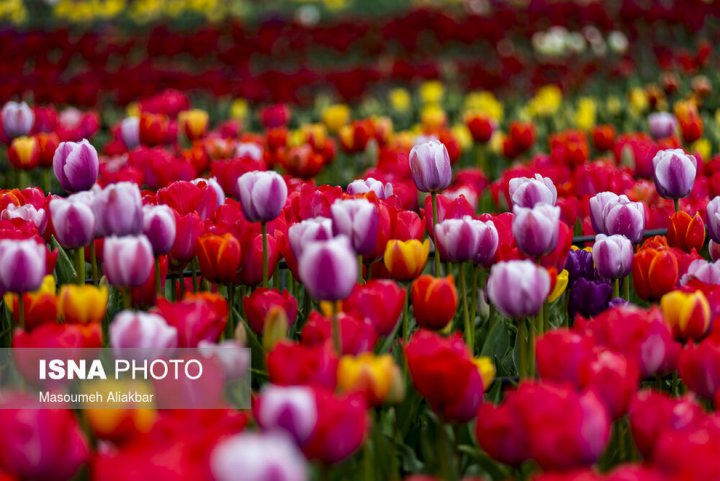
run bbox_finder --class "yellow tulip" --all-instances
[691,138,711,161]
[464,91,504,122]
[338,353,402,405]
[389,88,412,113]
[178,109,209,139]
[528,85,562,117]
[57,284,108,324]
[230,99,248,121]
[575,97,597,131]
[384,239,430,281]
[83,379,156,441]
[661,290,711,341]
[322,104,350,133]
[474,356,496,390]
[419,81,444,105]
[548,269,569,303]
[629,88,649,114]
[420,105,446,133]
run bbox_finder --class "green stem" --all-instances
[261,222,269,288]
[89,242,98,285]
[518,319,527,378]
[612,278,620,299]
[402,284,410,342]
[122,288,132,310]
[75,248,85,285]
[154,257,162,298]
[437,421,453,481]
[357,254,364,284]
[488,302,496,332]
[674,198,680,213]
[459,263,473,352]
[431,192,441,276]
[470,266,480,331]
[623,275,630,301]
[17,294,25,331]
[226,284,235,339]
[364,412,374,481]
[42,168,51,193]
[331,301,342,355]
[529,316,536,378]
[191,257,198,292]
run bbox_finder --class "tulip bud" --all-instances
[52,139,99,193]
[237,171,288,223]
[409,140,452,193]
[434,216,498,264]
[661,290,711,341]
[648,112,677,139]
[343,280,405,336]
[512,203,560,257]
[49,197,96,248]
[383,239,430,281]
[600,194,645,243]
[142,204,176,255]
[120,117,140,149]
[8,136,39,169]
[508,174,557,207]
[652,149,697,199]
[299,236,357,301]
[347,177,393,199]
[254,385,317,444]
[110,310,178,358]
[93,182,144,237]
[330,198,379,257]
[211,432,308,481]
[178,109,209,140]
[262,306,289,351]
[2,101,34,138]
[632,247,679,300]
[411,275,458,330]
[592,234,633,280]
[103,235,154,288]
[243,288,298,335]
[667,211,706,253]
[0,239,46,293]
[195,233,242,284]
[338,353,401,406]
[58,284,108,324]
[288,217,333,260]
[487,260,550,318]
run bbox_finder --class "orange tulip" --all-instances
[383,239,430,281]
[632,247,679,301]
[667,211,705,253]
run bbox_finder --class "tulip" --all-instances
[565,247,596,284]
[648,112,677,139]
[267,342,339,390]
[49,197,95,248]
[604,195,645,243]
[110,310,178,358]
[580,350,640,421]
[211,432,308,481]
[465,113,495,143]
[253,384,317,444]
[475,395,530,466]
[508,174,557,207]
[157,180,218,220]
[103,235,154,290]
[682,259,720,285]
[299,236,357,302]
[383,239,430,281]
[343,280,405,336]
[119,116,140,149]
[512,203,560,257]
[8,136,39,170]
[678,336,720,399]
[588,191,619,235]
[178,109,209,140]
[405,330,484,422]
[58,284,108,324]
[661,290,711,341]
[710,240,720,262]
[487,260,550,318]
[154,293,227,347]
[243,288,298,335]
[633,247,679,300]
[707,196,720,243]
[170,211,204,264]
[652,148,697,200]
[288,217,333,260]
[93,182,144,237]
[1,101,34,138]
[52,139,99,193]
[2,202,47,233]
[191,176,225,207]
[592,234,633,280]
[667,210,706,253]
[3,275,56,330]
[301,311,377,356]
[0,395,89,481]
[0,239,46,295]
[568,278,612,319]
[195,233,242,284]
[346,177,393,199]
[142,204,176,255]
[411,275,458,331]
[408,139,452,193]
[330,198,378,261]
[337,353,403,405]
[434,216,498,265]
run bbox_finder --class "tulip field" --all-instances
[4,1,720,480]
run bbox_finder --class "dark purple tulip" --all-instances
[565,248,596,285]
[1,101,34,138]
[237,171,288,222]
[569,278,612,319]
[409,139,452,193]
[512,203,560,257]
[434,215,498,265]
[347,177,393,199]
[0,239,46,293]
[487,260,550,318]
[508,174,557,207]
[652,149,697,199]
[93,182,144,237]
[52,140,99,193]
[298,235,357,301]
[647,112,677,140]
[103,235,154,288]
[142,205,177,255]
[592,234,633,280]
[330,199,378,257]
[49,198,95,248]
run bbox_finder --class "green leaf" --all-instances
[50,236,76,285]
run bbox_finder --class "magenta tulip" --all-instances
[52,139,99,193]
[512,203,560,257]
[237,170,288,222]
[142,204,176,255]
[299,236,357,301]
[93,182,143,237]
[409,139,452,193]
[288,217,333,259]
[0,239,46,293]
[103,235,154,288]
[508,174,557,207]
[330,199,378,256]
[434,215,498,265]
[706,196,720,243]
[49,197,95,248]
[652,148,697,199]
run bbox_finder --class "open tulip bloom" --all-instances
[5,8,720,481]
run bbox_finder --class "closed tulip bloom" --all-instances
[667,211,706,253]
[237,171,288,222]
[487,260,550,318]
[2,202,47,234]
[299,236,357,301]
[338,353,403,406]
[288,217,333,259]
[648,112,677,139]
[592,234,633,279]
[1,101,34,138]
[58,284,108,324]
[343,280,405,336]
[568,278,613,319]
[110,310,178,356]
[710,240,720,262]
[678,336,720,400]
[508,174,557,207]
[633,248,679,300]
[254,385,317,444]
[409,139,452,192]
[49,198,95,248]
[52,139,99,192]
[178,109,209,140]
[195,233,242,284]
[589,192,619,235]
[512,203,560,257]
[661,290,711,341]
[707,196,720,243]
[604,195,645,243]
[103,235,154,288]
[212,432,308,481]
[0,239,46,293]
[411,275,458,330]
[8,136,39,169]
[243,288,298,335]
[142,205,176,255]
[384,239,430,281]
[93,182,144,237]
[330,199,378,256]
[682,259,720,285]
[652,149,697,199]
[435,216,498,264]
[119,117,140,149]
[347,177,393,199]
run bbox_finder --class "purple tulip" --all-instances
[192,176,225,207]
[711,240,720,262]
[569,278,612,319]
[1,101,34,138]
[93,182,144,237]
[589,192,619,235]
[409,139,452,193]
[647,112,677,140]
[298,235,357,301]
[603,195,645,243]
[592,234,633,280]
[237,171,288,222]
[1,203,47,234]
[120,117,140,149]
[255,385,317,444]
[681,259,720,286]
[706,196,720,243]
[330,199,378,257]
[110,310,178,360]
[508,174,557,207]
[198,340,250,379]
[52,140,99,193]
[347,177,393,199]
[236,142,263,161]
[49,197,95,248]
[487,260,550,318]
[211,432,308,481]
[0,239,46,293]
[512,203,560,257]
[652,149,697,199]
[288,217,333,259]
[434,215,498,265]
[103,235,154,288]
[142,205,176,255]
[565,248,596,284]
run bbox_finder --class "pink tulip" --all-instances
[103,235,154,287]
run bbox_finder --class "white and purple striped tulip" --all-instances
[254,385,317,444]
[589,191,619,235]
[142,204,176,255]
[0,239,46,293]
[330,198,378,257]
[52,139,99,193]
[681,259,720,286]
[512,203,560,257]
[652,148,697,199]
[298,235,357,301]
[211,432,308,481]
[409,139,452,193]
[347,177,394,199]
[288,217,333,260]
[103,235,154,288]
[110,310,178,360]
[93,182,144,237]
[603,195,645,243]
[49,197,95,248]
[647,112,677,140]
[1,101,34,139]
[120,117,140,149]
[237,171,288,223]
[487,260,550,318]
[592,234,633,280]
[706,196,720,243]
[1,203,47,234]
[508,174,557,207]
[434,215,498,265]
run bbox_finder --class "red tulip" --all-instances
[679,333,720,400]
[301,311,377,355]
[169,211,204,266]
[475,394,530,466]
[154,293,227,347]
[157,180,218,220]
[411,275,458,330]
[267,341,338,390]
[243,288,298,335]
[195,233,242,284]
[667,211,706,253]
[342,280,405,336]
[632,247,679,301]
